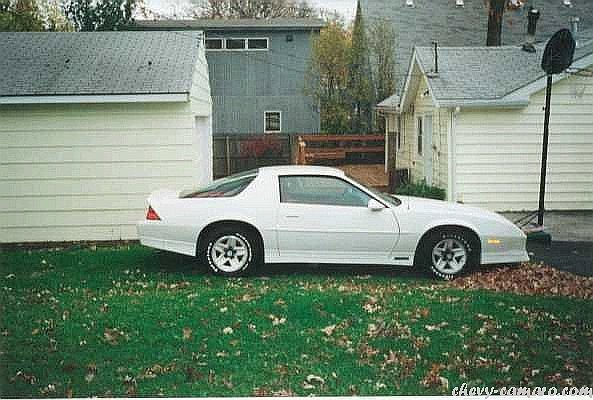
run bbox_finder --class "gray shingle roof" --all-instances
[361,0,593,91]
[0,31,202,97]
[133,18,325,31]
[412,30,593,103]
[377,93,400,108]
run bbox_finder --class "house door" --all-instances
[423,115,433,185]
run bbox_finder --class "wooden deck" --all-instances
[337,164,389,192]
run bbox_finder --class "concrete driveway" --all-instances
[503,211,593,277]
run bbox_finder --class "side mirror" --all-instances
[367,199,384,211]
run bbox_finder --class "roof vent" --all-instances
[562,0,572,7]
[406,0,415,7]
[456,0,464,7]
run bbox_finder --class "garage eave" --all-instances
[0,93,190,105]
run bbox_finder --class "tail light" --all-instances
[146,205,161,221]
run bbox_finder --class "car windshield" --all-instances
[342,174,402,207]
[366,186,402,207]
[180,169,258,198]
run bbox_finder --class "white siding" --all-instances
[399,77,449,190]
[0,55,212,243]
[454,74,593,211]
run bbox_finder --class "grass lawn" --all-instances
[1,245,592,397]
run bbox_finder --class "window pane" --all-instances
[226,38,246,50]
[279,176,371,207]
[265,112,281,132]
[180,169,258,198]
[248,38,268,49]
[205,38,223,50]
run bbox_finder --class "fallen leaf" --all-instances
[321,324,337,336]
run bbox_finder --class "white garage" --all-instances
[0,31,213,243]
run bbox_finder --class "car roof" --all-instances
[259,165,345,177]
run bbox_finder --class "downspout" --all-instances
[447,107,459,202]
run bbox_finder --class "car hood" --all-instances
[393,195,510,223]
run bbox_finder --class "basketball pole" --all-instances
[537,74,553,227]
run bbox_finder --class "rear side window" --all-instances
[180,170,257,198]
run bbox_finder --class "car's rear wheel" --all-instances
[201,227,261,276]
[418,230,476,280]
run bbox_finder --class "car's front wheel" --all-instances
[201,227,261,276]
[419,230,476,280]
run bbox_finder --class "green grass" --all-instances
[1,245,592,397]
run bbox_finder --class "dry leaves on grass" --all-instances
[450,263,593,299]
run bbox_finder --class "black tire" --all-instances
[417,230,476,280]
[200,226,261,277]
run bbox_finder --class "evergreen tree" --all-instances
[63,0,136,31]
[347,0,375,133]
[0,0,44,31]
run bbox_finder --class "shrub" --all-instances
[395,181,446,200]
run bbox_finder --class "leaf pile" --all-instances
[450,263,593,299]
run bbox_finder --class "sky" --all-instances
[144,0,357,20]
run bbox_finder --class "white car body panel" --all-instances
[137,165,529,267]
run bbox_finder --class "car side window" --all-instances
[279,176,371,207]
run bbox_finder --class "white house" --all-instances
[0,31,213,243]
[379,31,593,212]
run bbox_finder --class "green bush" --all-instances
[395,181,446,200]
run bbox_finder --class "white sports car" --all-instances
[137,166,529,279]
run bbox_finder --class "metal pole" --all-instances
[537,74,553,226]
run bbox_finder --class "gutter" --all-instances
[0,93,190,105]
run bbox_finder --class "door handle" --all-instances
[285,215,300,218]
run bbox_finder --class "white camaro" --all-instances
[137,165,529,279]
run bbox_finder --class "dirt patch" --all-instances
[450,263,593,300]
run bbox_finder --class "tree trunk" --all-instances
[486,0,506,46]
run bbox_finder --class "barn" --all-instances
[0,31,212,243]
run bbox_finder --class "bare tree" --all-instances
[199,0,317,19]
[486,0,508,46]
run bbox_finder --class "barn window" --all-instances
[264,111,282,133]
[226,38,246,50]
[417,117,423,155]
[248,38,269,50]
[205,38,223,50]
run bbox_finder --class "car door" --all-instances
[276,175,399,263]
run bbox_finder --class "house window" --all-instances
[417,117,423,155]
[226,38,246,50]
[264,111,282,133]
[248,38,269,50]
[396,131,402,151]
[205,38,223,50]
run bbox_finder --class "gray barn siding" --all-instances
[206,30,320,135]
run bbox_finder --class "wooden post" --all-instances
[225,136,231,176]
[297,136,306,165]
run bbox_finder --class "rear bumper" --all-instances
[136,221,196,256]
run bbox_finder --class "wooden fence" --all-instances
[213,134,294,179]
[213,133,385,179]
